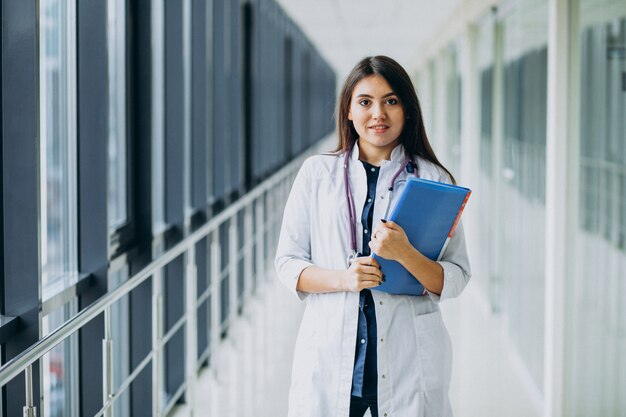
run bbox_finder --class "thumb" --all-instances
[351,256,370,265]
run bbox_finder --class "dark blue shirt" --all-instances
[351,161,379,398]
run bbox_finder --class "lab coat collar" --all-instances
[349,140,407,166]
[389,143,408,163]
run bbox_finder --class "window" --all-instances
[567,3,626,414]
[40,2,80,415]
[579,15,626,246]
[475,12,496,299]
[40,0,78,299]
[107,0,129,232]
[444,44,462,177]
[498,0,548,391]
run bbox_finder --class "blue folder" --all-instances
[372,178,471,296]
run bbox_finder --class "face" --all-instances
[348,75,405,157]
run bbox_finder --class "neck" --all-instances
[356,140,395,166]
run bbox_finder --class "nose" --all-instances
[372,102,387,120]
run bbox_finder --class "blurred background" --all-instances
[0,0,624,416]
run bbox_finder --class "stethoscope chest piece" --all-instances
[346,251,360,268]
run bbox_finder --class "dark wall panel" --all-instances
[128,2,154,416]
[191,0,208,209]
[77,1,109,414]
[212,0,226,201]
[165,0,185,225]
[229,0,243,196]
[1,1,41,416]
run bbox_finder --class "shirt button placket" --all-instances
[378,299,388,417]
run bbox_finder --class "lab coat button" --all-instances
[379,301,383,305]
[380,338,384,342]
[384,413,388,417]
[382,374,386,378]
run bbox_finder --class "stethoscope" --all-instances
[343,143,420,266]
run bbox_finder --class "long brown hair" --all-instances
[335,55,456,184]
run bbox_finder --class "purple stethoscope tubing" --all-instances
[343,143,419,264]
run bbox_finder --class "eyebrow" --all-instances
[355,92,397,98]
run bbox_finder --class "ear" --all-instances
[348,111,352,121]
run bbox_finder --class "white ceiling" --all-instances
[275,0,463,79]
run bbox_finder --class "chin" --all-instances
[365,136,398,148]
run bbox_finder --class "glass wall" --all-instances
[498,0,548,391]
[0,0,335,414]
[445,44,462,178]
[417,46,461,180]
[110,266,131,417]
[413,0,626,414]
[566,0,626,414]
[41,303,79,417]
[427,60,437,137]
[40,0,78,298]
[107,0,128,231]
[39,1,79,415]
[475,12,496,300]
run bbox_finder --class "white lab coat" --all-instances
[275,142,471,417]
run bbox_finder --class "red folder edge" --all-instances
[436,190,471,262]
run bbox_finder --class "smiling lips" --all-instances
[369,124,389,133]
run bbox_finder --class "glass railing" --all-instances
[0,138,327,417]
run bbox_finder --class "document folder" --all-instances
[373,178,471,296]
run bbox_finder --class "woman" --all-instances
[275,55,471,417]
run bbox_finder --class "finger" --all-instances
[382,220,401,231]
[353,256,381,272]
[366,256,380,269]
[373,229,387,241]
[356,264,382,278]
[351,257,373,267]
[364,266,383,278]
[360,280,381,290]
[359,273,382,283]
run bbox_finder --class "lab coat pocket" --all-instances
[413,310,453,392]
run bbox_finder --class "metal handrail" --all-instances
[0,143,314,389]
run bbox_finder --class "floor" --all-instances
[173,276,543,417]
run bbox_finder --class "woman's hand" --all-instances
[369,220,413,262]
[339,257,383,292]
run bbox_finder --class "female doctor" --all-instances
[275,55,471,417]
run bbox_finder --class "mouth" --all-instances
[368,124,389,133]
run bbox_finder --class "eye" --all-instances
[358,99,370,106]
[386,98,399,105]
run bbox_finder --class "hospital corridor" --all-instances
[0,0,625,416]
